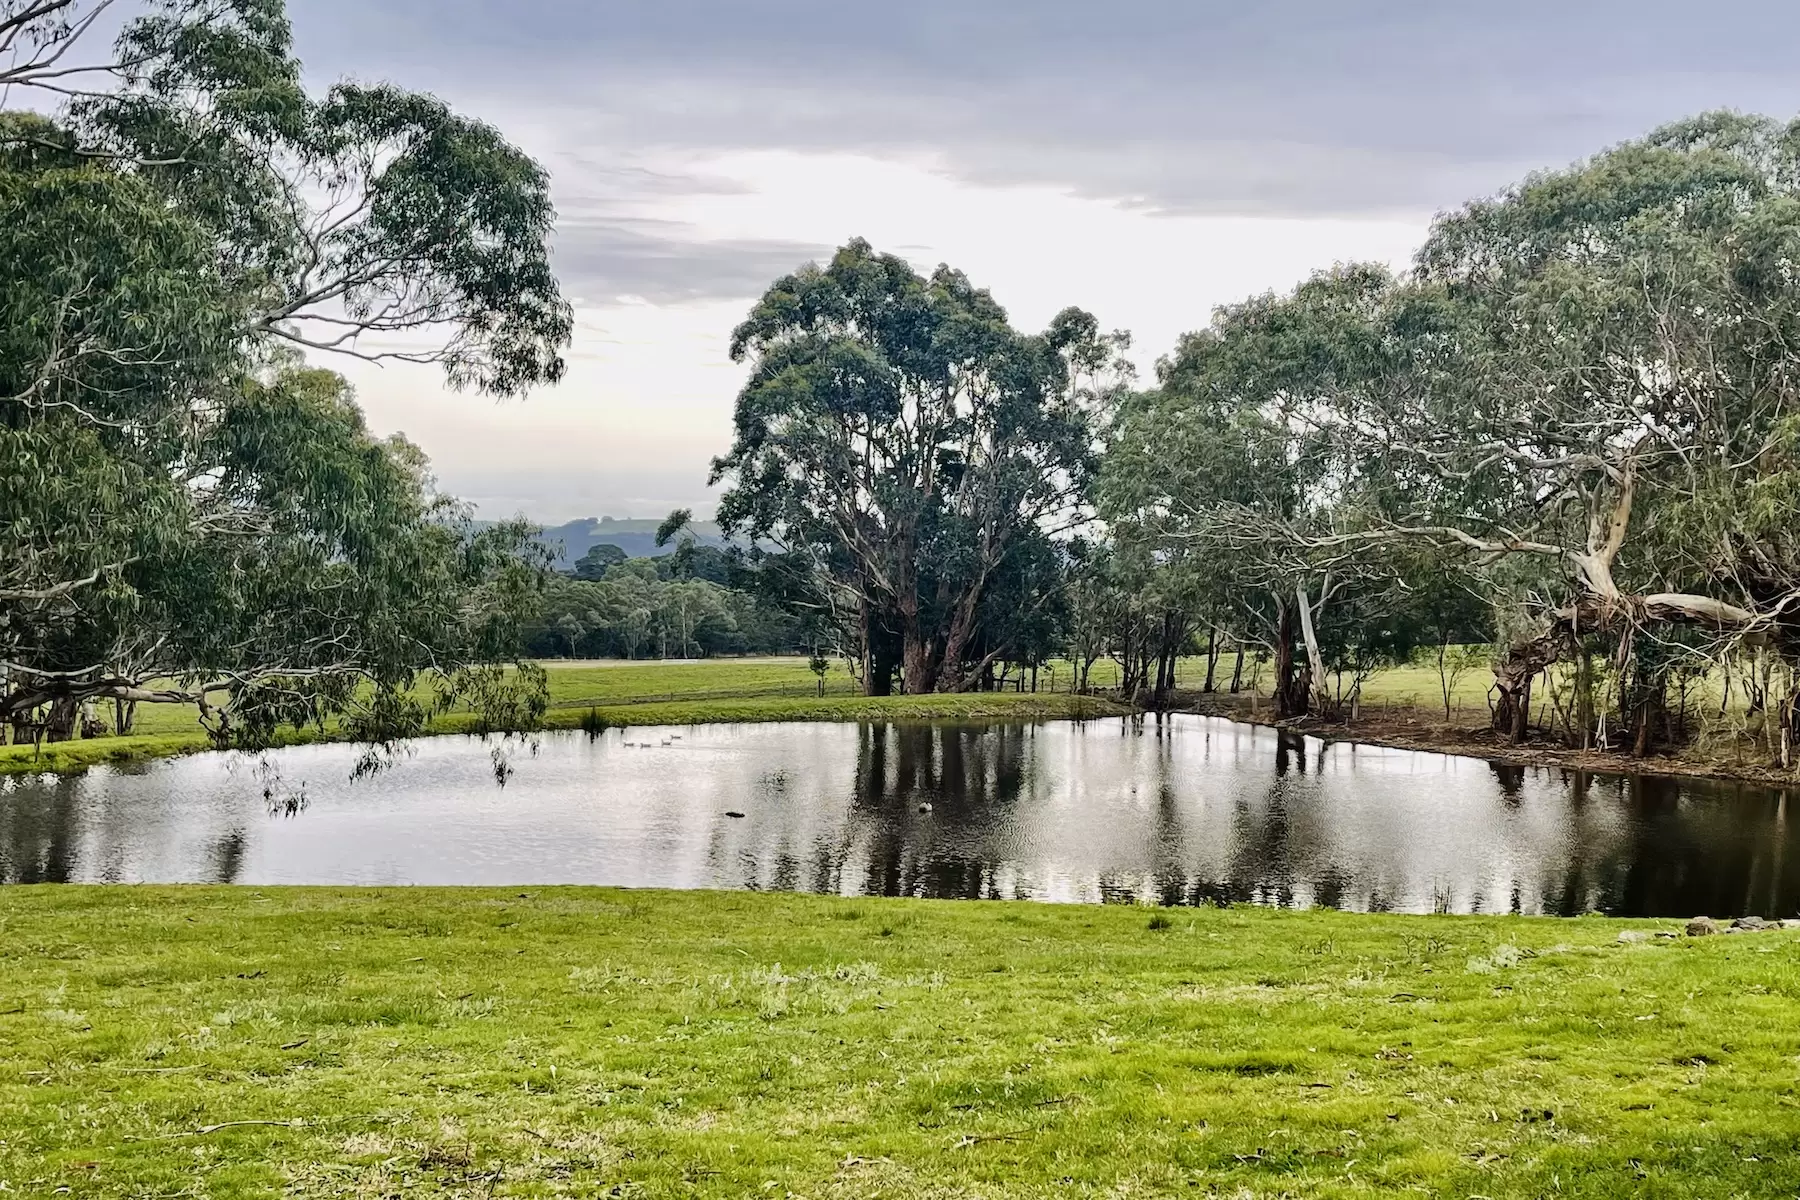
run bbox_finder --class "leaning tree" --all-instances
[1250,113,1800,754]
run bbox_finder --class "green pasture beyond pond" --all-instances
[0,654,1485,775]
[4,888,1799,1197]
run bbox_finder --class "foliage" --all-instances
[713,238,1129,694]
[0,0,570,749]
[571,542,628,581]
[520,567,799,660]
[1098,112,1800,764]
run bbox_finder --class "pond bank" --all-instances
[1184,692,1800,788]
[3,885,1795,1197]
[0,691,1128,777]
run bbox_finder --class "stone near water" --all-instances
[1731,916,1769,931]
[1617,930,1651,944]
[1686,917,1719,937]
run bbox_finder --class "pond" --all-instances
[2,715,1795,917]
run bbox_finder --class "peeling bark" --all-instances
[1295,580,1333,717]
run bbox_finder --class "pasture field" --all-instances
[3,886,1796,1197]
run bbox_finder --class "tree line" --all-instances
[714,116,1800,767]
[520,523,801,660]
[5,3,1796,771]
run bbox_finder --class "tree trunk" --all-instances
[1229,642,1245,693]
[1272,598,1309,719]
[1491,632,1562,743]
[1295,581,1333,718]
[1202,628,1218,693]
[859,599,875,696]
[1573,646,1594,750]
[45,697,78,743]
[869,622,899,696]
[901,622,936,695]
[936,580,991,692]
[1437,636,1452,720]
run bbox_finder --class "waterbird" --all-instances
[725,811,746,819]
[918,802,933,813]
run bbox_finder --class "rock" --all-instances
[1732,916,1769,931]
[1617,930,1651,944]
[1686,916,1719,937]
[1780,919,1800,930]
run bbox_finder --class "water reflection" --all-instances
[1,715,1796,917]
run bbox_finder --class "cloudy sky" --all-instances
[283,0,1800,522]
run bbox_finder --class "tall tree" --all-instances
[713,239,1126,693]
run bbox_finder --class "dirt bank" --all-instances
[1183,692,1800,789]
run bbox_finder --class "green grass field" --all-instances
[0,660,1126,775]
[3,887,1797,1197]
[0,649,1725,777]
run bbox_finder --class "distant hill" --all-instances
[523,517,729,568]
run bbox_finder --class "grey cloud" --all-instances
[551,216,830,305]
[550,160,757,198]
[293,0,1800,216]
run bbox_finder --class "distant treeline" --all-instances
[500,517,730,569]
[517,539,799,659]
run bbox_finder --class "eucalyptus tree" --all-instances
[1,0,571,745]
[1100,267,1403,717]
[1285,113,1800,752]
[713,239,1127,693]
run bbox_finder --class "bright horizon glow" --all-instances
[333,150,1430,524]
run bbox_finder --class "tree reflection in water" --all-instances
[3,718,1798,918]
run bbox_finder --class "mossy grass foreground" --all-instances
[5,888,1800,1196]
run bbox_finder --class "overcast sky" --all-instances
[282,0,1800,522]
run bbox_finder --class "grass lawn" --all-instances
[4,888,1799,1197]
[0,660,1124,776]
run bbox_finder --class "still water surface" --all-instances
[2,716,1796,916]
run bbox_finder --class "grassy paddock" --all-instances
[4,887,1799,1197]
[0,662,1123,776]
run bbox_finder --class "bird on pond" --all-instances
[918,802,933,813]
[725,811,746,819]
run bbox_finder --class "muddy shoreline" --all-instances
[1182,693,1800,789]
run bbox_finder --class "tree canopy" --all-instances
[1102,111,1800,758]
[1,0,571,748]
[712,238,1130,694]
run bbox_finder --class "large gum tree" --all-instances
[713,239,1124,694]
